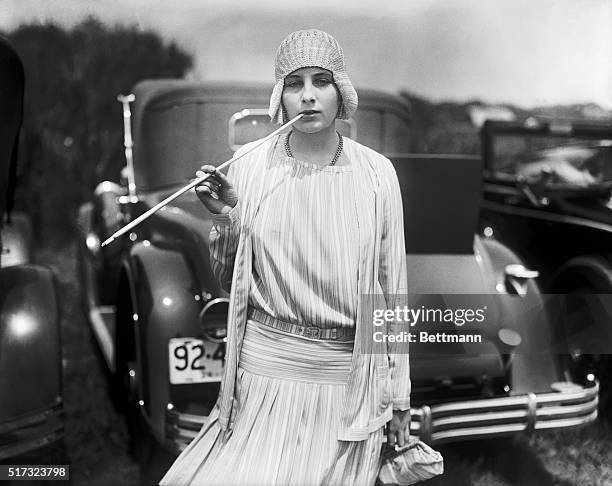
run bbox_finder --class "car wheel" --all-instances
[552,257,612,417]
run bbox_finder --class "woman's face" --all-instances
[281,67,340,134]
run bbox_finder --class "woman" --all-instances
[160,29,410,486]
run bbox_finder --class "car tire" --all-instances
[552,256,612,417]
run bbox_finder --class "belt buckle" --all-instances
[305,327,321,339]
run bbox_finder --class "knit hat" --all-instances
[269,29,358,124]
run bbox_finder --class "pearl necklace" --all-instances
[284,131,343,166]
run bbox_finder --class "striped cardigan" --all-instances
[210,135,410,441]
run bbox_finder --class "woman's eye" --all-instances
[314,78,333,87]
[284,80,301,88]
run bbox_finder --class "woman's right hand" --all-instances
[194,165,239,215]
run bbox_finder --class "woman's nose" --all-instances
[301,83,315,103]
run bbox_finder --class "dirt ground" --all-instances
[8,240,611,486]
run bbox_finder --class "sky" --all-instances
[1,0,610,109]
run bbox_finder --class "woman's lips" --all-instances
[300,110,320,119]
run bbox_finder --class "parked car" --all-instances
[0,37,64,461]
[77,80,598,471]
[479,117,612,411]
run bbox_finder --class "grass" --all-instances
[36,240,139,486]
[531,424,612,485]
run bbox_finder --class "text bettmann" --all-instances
[373,331,482,343]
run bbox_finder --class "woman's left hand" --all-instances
[387,409,411,448]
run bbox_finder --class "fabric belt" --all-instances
[247,308,355,342]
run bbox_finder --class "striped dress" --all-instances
[159,136,401,486]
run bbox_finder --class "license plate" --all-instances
[168,337,225,384]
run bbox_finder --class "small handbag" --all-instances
[378,437,444,486]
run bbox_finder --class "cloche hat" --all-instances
[268,29,358,124]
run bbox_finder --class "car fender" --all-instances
[479,236,560,392]
[0,264,62,419]
[124,241,203,444]
[77,202,100,310]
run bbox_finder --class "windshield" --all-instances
[491,135,612,186]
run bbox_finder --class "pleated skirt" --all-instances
[159,319,384,486]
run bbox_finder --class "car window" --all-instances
[490,135,612,186]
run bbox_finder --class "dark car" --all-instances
[479,117,612,410]
[0,37,64,461]
[77,81,598,475]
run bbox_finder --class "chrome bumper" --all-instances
[0,397,64,460]
[415,379,599,444]
[165,408,206,453]
[165,379,599,450]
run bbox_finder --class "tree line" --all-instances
[5,17,192,242]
